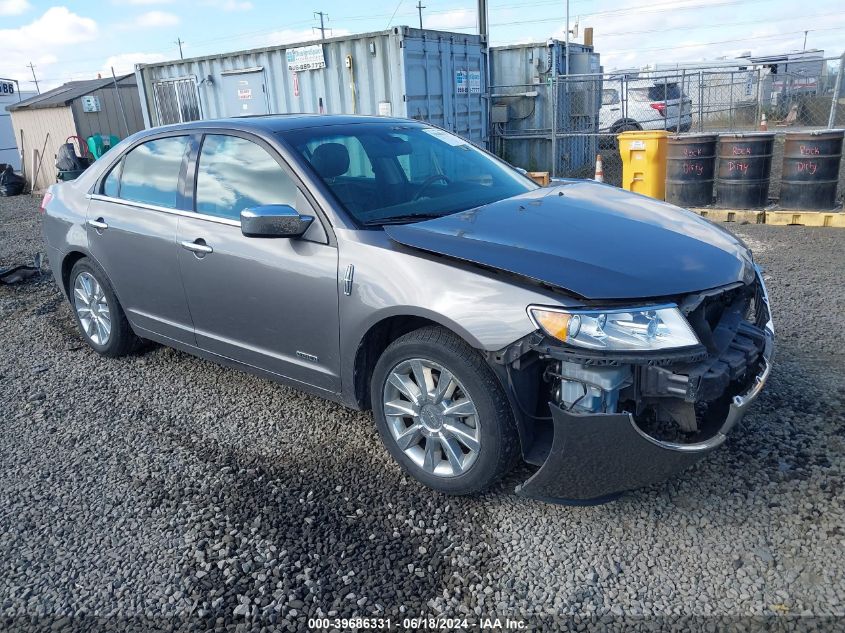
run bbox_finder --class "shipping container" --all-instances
[135,27,488,147]
[1,79,36,171]
[489,41,601,175]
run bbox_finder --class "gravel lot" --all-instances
[1,193,844,631]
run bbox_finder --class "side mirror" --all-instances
[240,204,313,238]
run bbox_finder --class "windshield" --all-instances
[279,122,537,225]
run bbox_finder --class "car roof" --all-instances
[144,114,428,136]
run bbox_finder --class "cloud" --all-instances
[134,10,179,28]
[0,0,29,15]
[262,28,351,47]
[0,7,98,88]
[1,6,96,46]
[121,0,173,4]
[102,52,168,76]
[424,9,475,31]
[0,0,28,16]
[202,0,253,10]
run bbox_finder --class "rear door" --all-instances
[86,134,195,343]
[176,131,341,391]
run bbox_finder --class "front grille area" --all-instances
[632,277,769,443]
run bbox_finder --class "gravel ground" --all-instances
[1,194,844,631]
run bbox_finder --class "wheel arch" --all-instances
[60,249,124,308]
[351,311,485,411]
[60,250,89,298]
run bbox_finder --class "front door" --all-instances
[176,132,340,392]
[86,134,195,344]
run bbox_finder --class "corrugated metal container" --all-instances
[1,84,37,171]
[135,27,487,146]
[489,41,601,175]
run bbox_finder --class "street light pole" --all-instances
[564,0,570,76]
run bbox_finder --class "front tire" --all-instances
[69,258,138,357]
[371,326,519,495]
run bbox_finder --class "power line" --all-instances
[586,10,841,40]
[386,0,404,28]
[602,26,845,55]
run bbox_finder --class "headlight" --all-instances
[528,304,700,351]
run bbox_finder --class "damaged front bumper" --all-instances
[515,354,771,503]
[514,266,775,503]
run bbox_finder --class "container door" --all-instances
[221,70,269,117]
[401,34,486,147]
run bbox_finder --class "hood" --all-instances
[384,180,754,301]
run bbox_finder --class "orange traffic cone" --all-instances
[594,154,604,182]
[759,112,768,131]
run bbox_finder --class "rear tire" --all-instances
[612,120,642,134]
[69,258,138,357]
[371,326,520,495]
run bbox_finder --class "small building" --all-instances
[134,27,488,147]
[8,75,145,192]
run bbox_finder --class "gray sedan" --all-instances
[41,115,773,502]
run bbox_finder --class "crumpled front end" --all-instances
[508,266,774,503]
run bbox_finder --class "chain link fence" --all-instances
[490,54,845,191]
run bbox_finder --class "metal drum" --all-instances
[779,129,844,210]
[665,134,717,207]
[716,133,775,209]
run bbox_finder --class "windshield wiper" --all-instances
[361,213,444,226]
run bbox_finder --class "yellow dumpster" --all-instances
[618,130,670,200]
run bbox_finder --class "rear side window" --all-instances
[601,89,618,106]
[102,162,121,198]
[631,83,681,101]
[118,136,189,208]
[195,134,297,221]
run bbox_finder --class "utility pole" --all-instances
[26,62,40,94]
[564,0,570,77]
[416,1,425,29]
[314,11,328,40]
[477,0,488,41]
[802,30,809,51]
[175,38,184,59]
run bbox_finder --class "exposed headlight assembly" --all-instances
[528,304,700,352]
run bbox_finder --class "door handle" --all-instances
[180,239,213,255]
[87,218,108,231]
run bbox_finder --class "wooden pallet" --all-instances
[689,208,765,224]
[764,211,845,227]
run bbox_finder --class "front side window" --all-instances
[118,136,189,208]
[195,134,297,221]
[280,123,536,225]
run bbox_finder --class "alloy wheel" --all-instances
[382,358,481,477]
[73,271,112,346]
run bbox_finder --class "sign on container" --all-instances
[287,45,326,71]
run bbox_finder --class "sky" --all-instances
[1,0,844,92]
